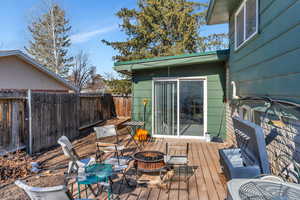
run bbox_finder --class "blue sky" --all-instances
[0,0,227,74]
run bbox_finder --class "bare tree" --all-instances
[69,51,95,92]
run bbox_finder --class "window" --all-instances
[239,105,252,121]
[235,0,258,50]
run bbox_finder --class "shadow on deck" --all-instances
[71,138,228,200]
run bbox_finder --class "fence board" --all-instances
[0,99,26,152]
[113,96,131,118]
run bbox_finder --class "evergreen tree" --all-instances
[102,0,227,62]
[25,3,73,76]
[103,73,132,96]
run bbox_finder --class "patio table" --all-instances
[76,163,113,199]
[123,120,145,150]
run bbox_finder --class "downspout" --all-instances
[231,81,239,99]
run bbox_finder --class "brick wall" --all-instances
[226,102,300,182]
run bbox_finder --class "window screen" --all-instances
[236,6,245,47]
[246,0,257,38]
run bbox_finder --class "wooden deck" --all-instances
[75,138,228,200]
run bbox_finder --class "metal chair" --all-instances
[164,142,190,191]
[97,142,132,188]
[15,180,91,200]
[58,136,95,175]
[94,125,133,188]
[94,125,126,161]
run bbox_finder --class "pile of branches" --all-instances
[0,151,31,184]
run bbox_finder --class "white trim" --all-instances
[234,0,259,50]
[152,135,207,140]
[151,80,155,136]
[177,78,180,138]
[152,76,208,140]
[204,78,208,137]
[0,50,78,92]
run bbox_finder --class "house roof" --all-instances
[206,0,240,25]
[114,49,229,74]
[0,50,78,92]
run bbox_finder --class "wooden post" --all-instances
[27,89,32,154]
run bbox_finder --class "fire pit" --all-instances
[133,151,165,172]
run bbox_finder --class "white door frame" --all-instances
[152,76,208,139]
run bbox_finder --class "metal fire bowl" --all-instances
[132,151,165,163]
[133,151,166,173]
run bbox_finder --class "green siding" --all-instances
[229,0,300,103]
[131,62,226,139]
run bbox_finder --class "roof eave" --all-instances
[114,50,229,74]
[206,0,216,25]
[206,0,237,25]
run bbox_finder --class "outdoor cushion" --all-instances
[94,125,117,139]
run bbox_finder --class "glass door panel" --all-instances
[179,80,204,136]
[154,81,177,136]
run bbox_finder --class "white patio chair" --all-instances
[15,180,91,200]
[58,136,95,174]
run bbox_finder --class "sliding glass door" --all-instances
[153,81,177,136]
[179,80,204,136]
[153,78,206,138]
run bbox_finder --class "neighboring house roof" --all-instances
[114,49,229,74]
[206,0,240,25]
[0,50,78,92]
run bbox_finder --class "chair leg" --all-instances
[122,170,131,186]
[87,184,97,197]
[85,185,88,198]
[70,182,74,196]
[185,164,189,191]
[78,183,81,199]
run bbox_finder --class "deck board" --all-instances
[196,143,220,200]
[73,138,227,200]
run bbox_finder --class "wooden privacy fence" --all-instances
[0,91,130,154]
[30,93,80,153]
[113,95,131,118]
[0,99,27,152]
[80,94,116,128]
[30,93,117,153]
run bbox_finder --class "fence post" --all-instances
[27,89,32,155]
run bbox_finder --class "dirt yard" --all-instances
[0,118,130,200]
